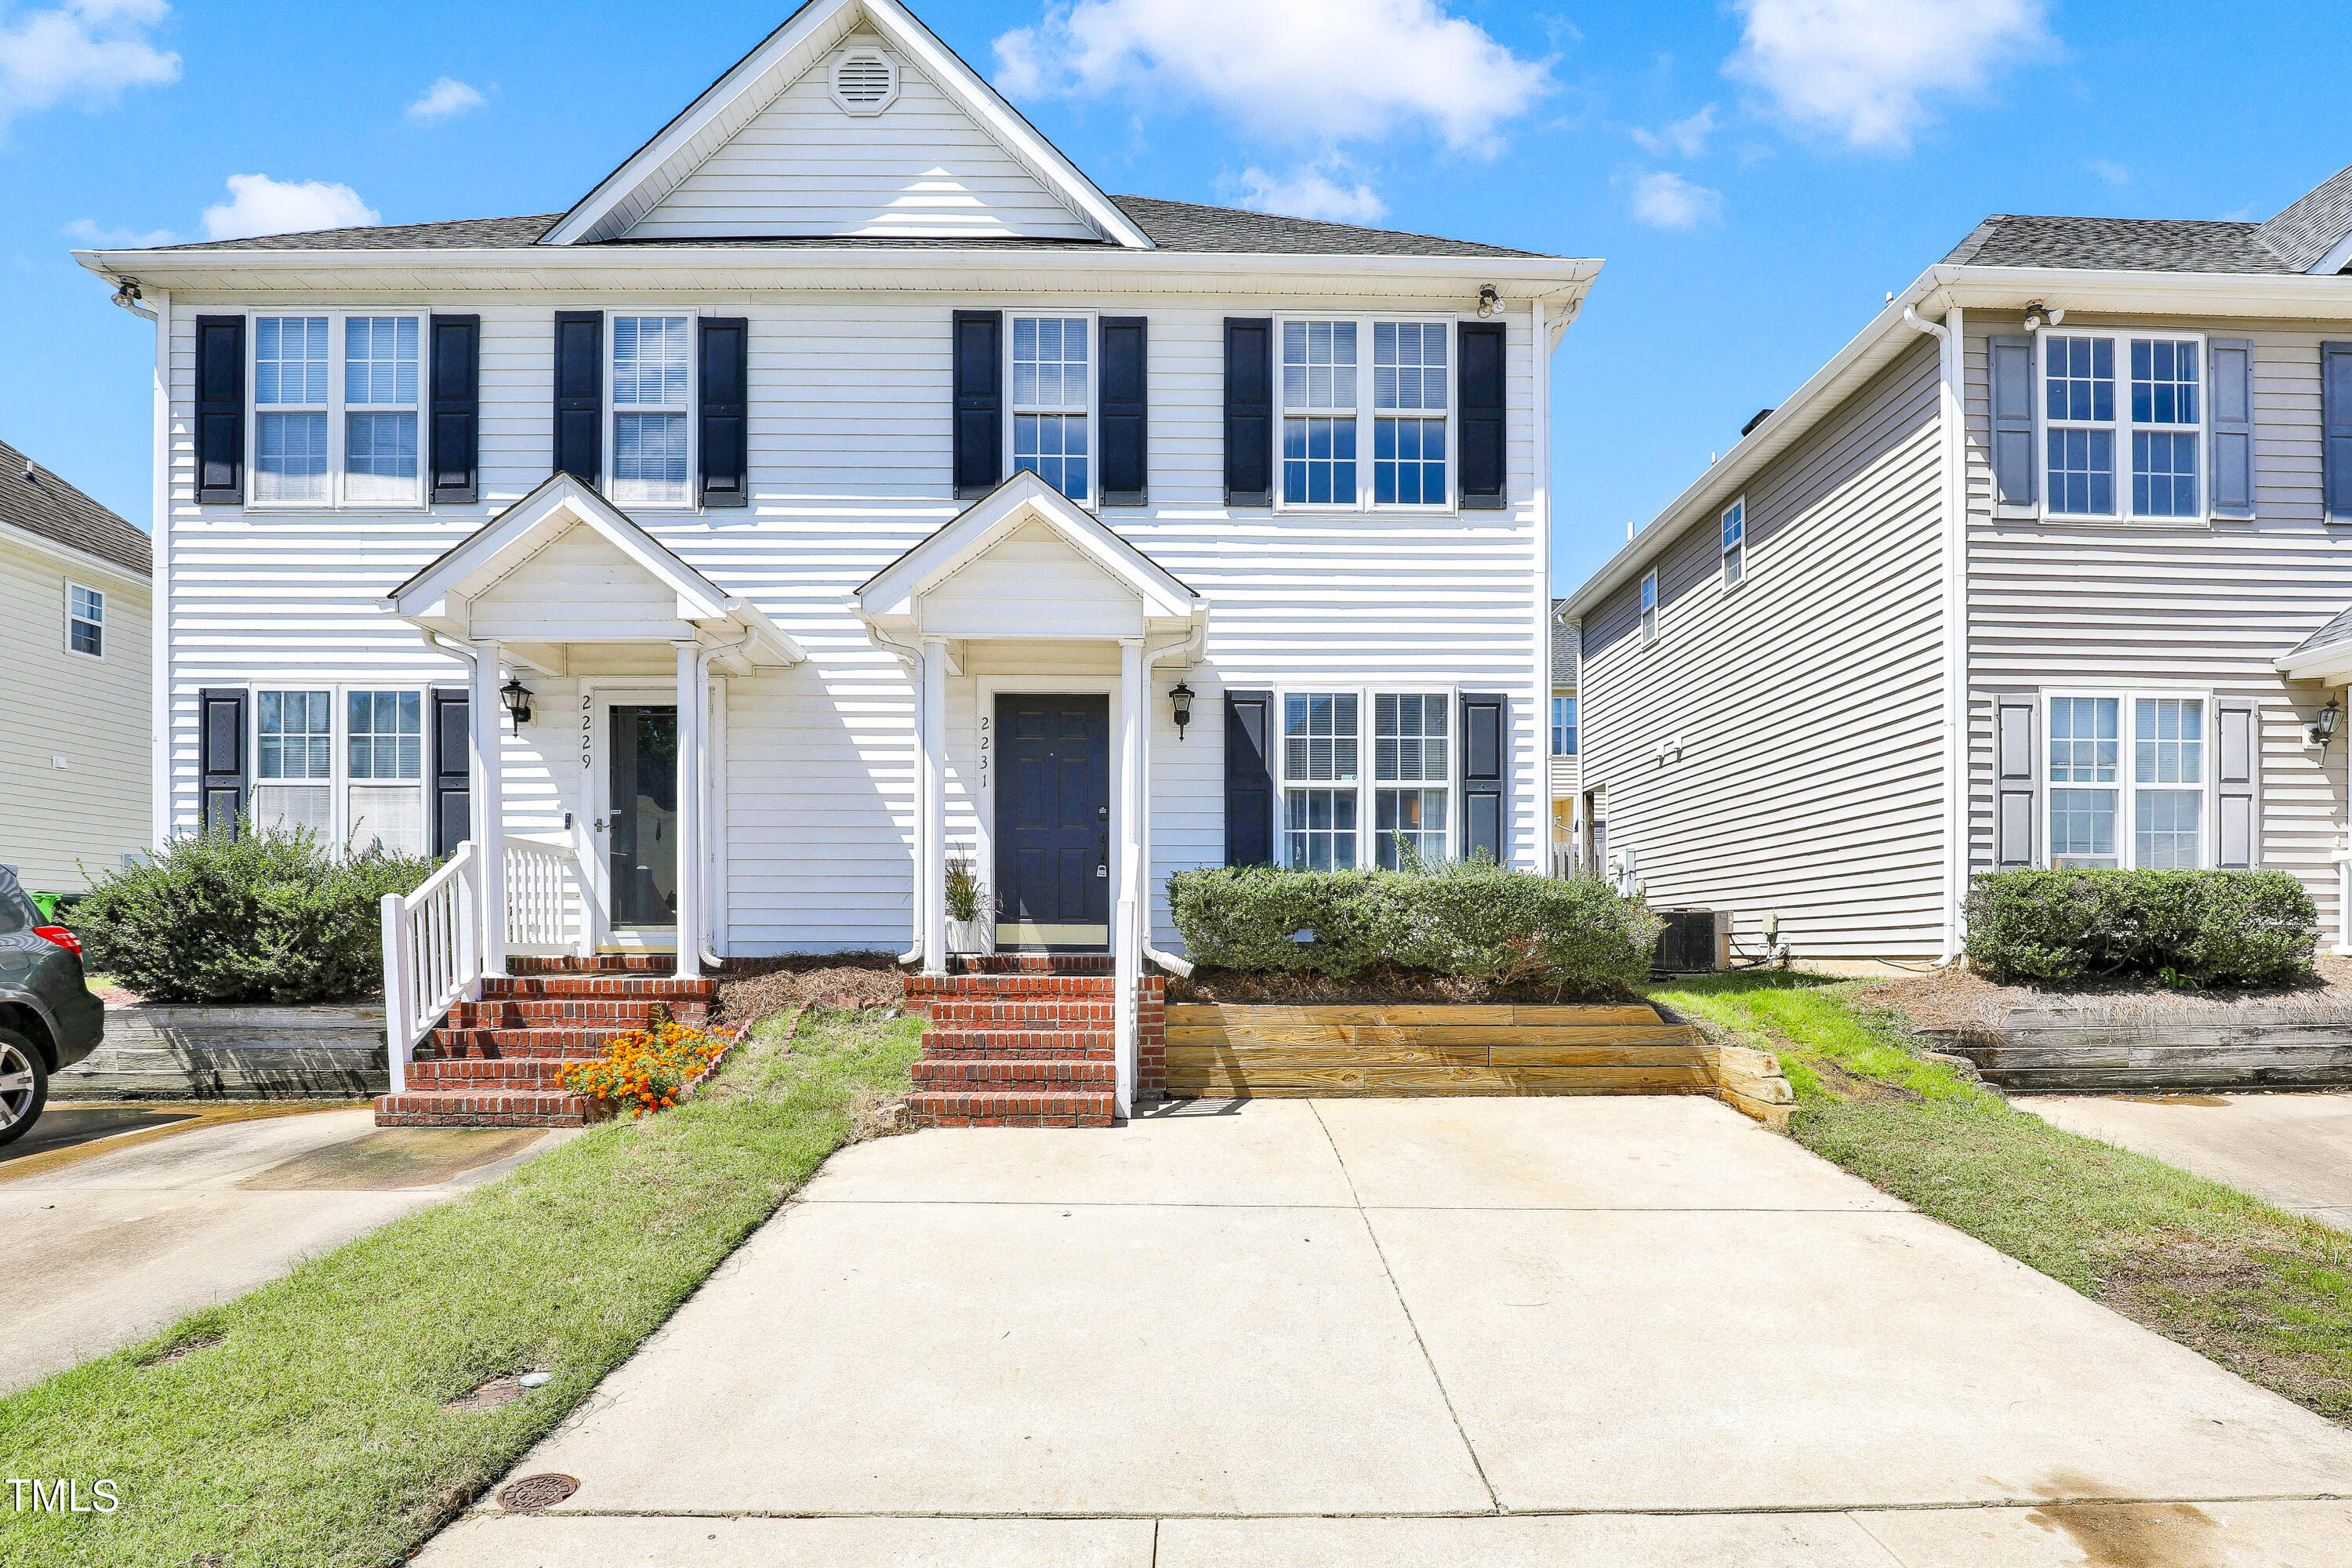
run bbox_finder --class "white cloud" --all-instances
[2086,157,2129,187]
[1632,103,1716,158]
[993,0,1550,154]
[1232,163,1386,224]
[62,216,176,246]
[1727,0,2053,152]
[201,173,379,241]
[1626,169,1722,229]
[0,0,180,131]
[407,76,485,121]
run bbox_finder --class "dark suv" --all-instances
[0,867,106,1147]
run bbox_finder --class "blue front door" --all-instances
[995,694,1109,949]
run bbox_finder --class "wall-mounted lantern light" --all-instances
[2309,697,2341,748]
[499,675,534,732]
[1169,678,1196,741]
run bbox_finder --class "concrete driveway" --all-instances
[2,1108,560,1392]
[423,1097,2352,1567]
[2019,1091,2352,1231]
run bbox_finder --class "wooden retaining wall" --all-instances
[1932,1008,2352,1093]
[52,1004,387,1101]
[1166,1003,1793,1127]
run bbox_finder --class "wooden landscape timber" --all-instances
[1926,1008,2352,1093]
[1166,1002,1794,1127]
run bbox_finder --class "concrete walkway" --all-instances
[2,1109,561,1392]
[422,1097,2352,1566]
[2019,1091,2352,1231]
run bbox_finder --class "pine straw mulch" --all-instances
[713,953,909,1027]
[1167,964,1630,1007]
[1860,954,2352,1035]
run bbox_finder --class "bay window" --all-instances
[2046,692,2207,869]
[251,312,424,506]
[1011,315,1091,502]
[2041,331,2204,521]
[1280,317,1456,510]
[611,316,693,506]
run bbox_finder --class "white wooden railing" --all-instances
[380,842,480,1093]
[505,839,590,956]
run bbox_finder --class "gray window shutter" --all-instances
[2209,337,2253,520]
[195,316,245,505]
[432,688,471,857]
[1223,690,1272,866]
[1461,693,1507,863]
[553,311,603,485]
[952,310,1002,499]
[198,688,248,837]
[1223,319,1272,507]
[1988,334,2035,510]
[1994,695,2038,868]
[2324,342,2352,524]
[2216,699,2258,869]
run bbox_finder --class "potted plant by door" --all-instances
[946,858,993,956]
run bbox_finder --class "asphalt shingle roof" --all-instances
[2255,162,2352,271]
[1552,599,1578,687]
[2287,603,2352,661]
[0,437,148,578]
[1940,214,2304,274]
[135,195,1545,259]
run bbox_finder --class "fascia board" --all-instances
[393,478,731,620]
[2276,644,2352,680]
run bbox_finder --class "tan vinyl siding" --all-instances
[0,531,150,891]
[1581,338,1947,962]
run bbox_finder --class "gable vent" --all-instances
[832,51,898,116]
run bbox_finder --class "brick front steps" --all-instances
[374,963,717,1129]
[903,955,1133,1128]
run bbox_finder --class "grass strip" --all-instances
[0,1006,922,1568]
[1649,971,2352,1424]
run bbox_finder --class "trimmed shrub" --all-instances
[1964,868,2318,986]
[73,827,436,1004]
[1167,861,1664,993]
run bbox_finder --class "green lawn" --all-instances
[0,1007,923,1568]
[1650,971,2352,1424]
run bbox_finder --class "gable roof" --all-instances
[136,194,1546,259]
[0,436,149,578]
[2255,162,2352,272]
[539,0,1152,250]
[1940,214,2300,274]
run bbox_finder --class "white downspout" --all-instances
[143,284,170,848]
[1905,301,1969,964]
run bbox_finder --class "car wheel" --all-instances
[0,1029,49,1148]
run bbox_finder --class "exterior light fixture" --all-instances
[499,675,534,732]
[2022,299,2067,330]
[2310,697,2341,748]
[1475,285,1501,319]
[1169,678,1196,740]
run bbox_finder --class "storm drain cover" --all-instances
[497,1474,579,1512]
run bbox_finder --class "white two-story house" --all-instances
[77,0,1596,1116]
[1563,164,2352,972]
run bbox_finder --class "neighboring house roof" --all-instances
[139,195,1544,260]
[0,437,149,579]
[1552,598,1579,687]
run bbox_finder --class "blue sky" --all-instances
[3,0,2347,594]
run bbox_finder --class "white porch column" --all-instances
[673,640,702,981]
[470,641,506,978]
[1114,636,1145,1117]
[920,637,950,976]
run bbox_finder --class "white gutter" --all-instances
[1532,296,1554,876]
[1903,304,1970,964]
[147,285,170,849]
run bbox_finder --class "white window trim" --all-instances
[2042,688,2215,870]
[1639,568,1659,646]
[64,579,103,660]
[606,310,702,512]
[1551,691,1577,757]
[245,308,430,514]
[1272,313,1462,515]
[2034,327,2210,528]
[250,684,430,857]
[1273,684,1461,870]
[1720,495,1748,589]
[1004,309,1098,510]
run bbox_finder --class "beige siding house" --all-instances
[1563,165,2352,971]
[0,439,152,894]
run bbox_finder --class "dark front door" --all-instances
[608,705,678,928]
[995,694,1109,949]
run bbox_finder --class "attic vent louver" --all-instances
[831,50,898,117]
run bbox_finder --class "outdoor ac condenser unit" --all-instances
[1653,909,1724,975]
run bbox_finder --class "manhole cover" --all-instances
[497,1474,579,1512]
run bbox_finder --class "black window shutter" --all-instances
[432,689,472,857]
[2324,341,2352,524]
[553,310,603,486]
[1458,321,1506,510]
[429,314,480,505]
[195,316,245,505]
[198,687,248,837]
[953,310,1002,499]
[1224,318,1272,506]
[1460,693,1506,862]
[1224,689,1274,867]
[698,317,750,509]
[1100,316,1149,506]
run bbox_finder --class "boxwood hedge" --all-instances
[1167,862,1663,992]
[1963,868,2318,985]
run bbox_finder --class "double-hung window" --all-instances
[1552,695,1577,757]
[347,690,426,856]
[253,316,331,503]
[1279,317,1457,510]
[1282,321,1357,506]
[253,687,428,852]
[1640,570,1659,644]
[1011,315,1091,503]
[2042,331,2204,521]
[2046,692,2207,868]
[66,583,103,657]
[1373,323,1448,505]
[256,689,335,836]
[611,315,692,506]
[1282,692,1359,869]
[251,311,425,507]
[1720,498,1746,586]
[1374,693,1449,869]
[343,317,419,503]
